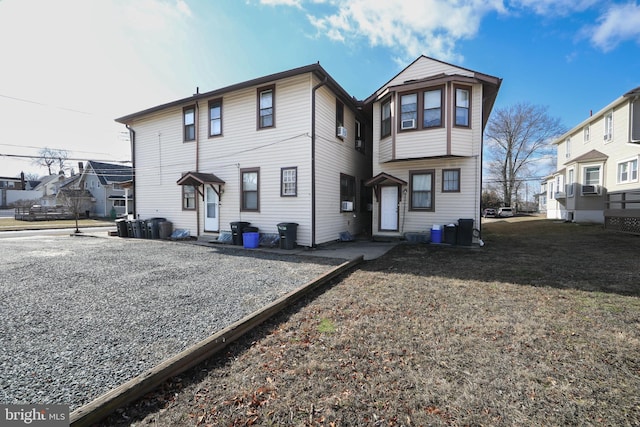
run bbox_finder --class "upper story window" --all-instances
[584,165,601,186]
[183,106,196,142]
[409,170,434,211]
[583,125,590,143]
[617,158,638,184]
[336,99,344,129]
[455,86,470,127]
[281,167,297,197]
[632,98,640,143]
[381,98,391,138]
[423,88,442,128]
[567,168,574,196]
[241,168,260,211]
[209,99,222,137]
[442,169,460,192]
[355,120,365,153]
[257,85,274,129]
[400,93,417,130]
[604,110,613,142]
[565,138,571,159]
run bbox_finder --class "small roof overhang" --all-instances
[564,149,608,165]
[176,172,225,187]
[365,172,407,187]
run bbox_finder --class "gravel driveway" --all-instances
[0,234,342,410]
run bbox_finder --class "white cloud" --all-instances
[509,0,598,16]
[590,2,640,51]
[303,0,506,63]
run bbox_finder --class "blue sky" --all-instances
[1,0,639,178]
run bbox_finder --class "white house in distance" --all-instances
[78,161,133,218]
[545,87,640,232]
[116,57,501,246]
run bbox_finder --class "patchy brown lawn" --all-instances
[101,218,640,426]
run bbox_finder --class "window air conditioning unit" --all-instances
[337,126,347,138]
[581,185,600,195]
[341,201,353,211]
[401,119,416,130]
[355,139,363,149]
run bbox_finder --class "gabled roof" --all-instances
[84,161,133,185]
[565,149,609,165]
[364,172,407,187]
[176,171,225,187]
[115,63,358,124]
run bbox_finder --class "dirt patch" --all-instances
[101,218,640,426]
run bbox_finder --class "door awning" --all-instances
[176,171,225,187]
[365,172,407,187]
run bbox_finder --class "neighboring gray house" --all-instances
[78,161,133,217]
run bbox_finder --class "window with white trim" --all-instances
[617,158,638,184]
[567,168,574,197]
[583,125,590,143]
[604,111,613,142]
[565,138,571,159]
[632,98,640,143]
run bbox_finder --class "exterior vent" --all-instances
[355,139,363,149]
[337,126,347,138]
[582,185,600,195]
[341,201,353,211]
[401,119,416,130]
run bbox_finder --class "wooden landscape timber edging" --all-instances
[70,255,364,427]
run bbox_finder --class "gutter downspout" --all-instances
[195,101,200,237]
[311,76,328,248]
[126,124,136,219]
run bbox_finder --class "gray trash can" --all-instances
[277,223,298,249]
[230,221,251,245]
[457,218,474,246]
[159,221,173,239]
[116,219,128,237]
[147,217,166,239]
[132,220,143,238]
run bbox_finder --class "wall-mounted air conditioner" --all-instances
[401,119,416,130]
[581,185,600,195]
[341,201,353,211]
[355,139,363,149]
[337,126,347,138]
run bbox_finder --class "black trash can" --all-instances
[116,219,129,237]
[444,224,457,245]
[132,220,143,238]
[457,218,474,246]
[140,220,150,238]
[230,221,251,245]
[126,220,135,237]
[277,223,298,249]
[159,221,173,239]
[147,217,166,239]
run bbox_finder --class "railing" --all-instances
[14,206,75,221]
[604,190,640,235]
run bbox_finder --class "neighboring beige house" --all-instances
[365,56,501,240]
[545,87,640,231]
[116,64,371,246]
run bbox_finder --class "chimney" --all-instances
[20,171,25,190]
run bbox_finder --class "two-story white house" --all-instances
[365,56,501,241]
[116,57,501,246]
[545,87,640,231]
[116,64,371,247]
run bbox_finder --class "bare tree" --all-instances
[33,147,70,175]
[59,188,92,233]
[484,102,565,206]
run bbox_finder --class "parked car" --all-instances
[483,208,497,218]
[498,207,514,217]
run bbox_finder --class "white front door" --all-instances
[205,186,219,232]
[380,186,399,231]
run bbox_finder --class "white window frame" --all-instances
[583,125,590,143]
[617,157,639,184]
[281,167,297,197]
[604,111,613,142]
[567,168,574,197]
[565,138,571,159]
